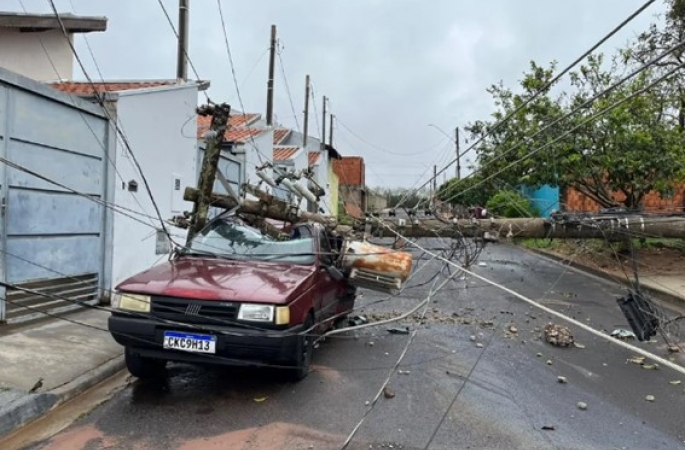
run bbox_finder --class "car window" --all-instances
[188,219,316,265]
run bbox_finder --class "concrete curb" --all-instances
[525,247,685,309]
[0,354,124,438]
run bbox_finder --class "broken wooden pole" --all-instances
[187,103,231,243]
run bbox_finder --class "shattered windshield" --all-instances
[186,219,315,265]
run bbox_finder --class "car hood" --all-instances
[116,257,317,304]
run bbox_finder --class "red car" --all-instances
[108,215,356,381]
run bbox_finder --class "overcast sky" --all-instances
[12,0,667,188]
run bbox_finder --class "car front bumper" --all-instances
[108,314,303,367]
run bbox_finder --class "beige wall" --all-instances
[0,28,73,81]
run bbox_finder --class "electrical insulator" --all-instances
[256,170,278,188]
[293,183,318,203]
[279,178,302,199]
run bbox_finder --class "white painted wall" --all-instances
[0,29,73,81]
[109,85,198,287]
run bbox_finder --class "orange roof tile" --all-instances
[308,152,321,166]
[49,80,178,95]
[273,146,300,161]
[273,128,291,145]
[333,156,365,186]
[197,114,264,143]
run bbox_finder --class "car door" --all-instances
[315,228,339,327]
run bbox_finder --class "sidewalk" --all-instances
[0,309,123,437]
[526,247,685,307]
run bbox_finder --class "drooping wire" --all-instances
[47,0,176,246]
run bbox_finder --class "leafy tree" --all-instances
[371,187,430,209]
[466,53,685,209]
[437,174,496,207]
[486,190,540,218]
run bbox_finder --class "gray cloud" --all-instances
[12,0,667,187]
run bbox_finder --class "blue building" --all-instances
[519,185,560,218]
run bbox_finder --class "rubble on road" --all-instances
[543,323,575,347]
[611,329,637,340]
[577,402,588,410]
[558,376,568,384]
[645,395,655,402]
[383,387,395,399]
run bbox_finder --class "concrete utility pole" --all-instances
[266,24,277,126]
[176,0,189,80]
[186,103,231,244]
[329,114,335,147]
[303,75,310,147]
[455,127,461,179]
[182,184,685,239]
[321,96,327,149]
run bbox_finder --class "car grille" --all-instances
[150,296,239,325]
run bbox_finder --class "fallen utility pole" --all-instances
[183,187,337,228]
[182,182,685,240]
[369,216,685,239]
[186,103,231,244]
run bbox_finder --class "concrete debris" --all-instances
[368,341,375,347]
[509,325,518,334]
[543,323,575,347]
[383,387,396,399]
[387,328,410,335]
[557,376,568,384]
[669,380,681,385]
[476,343,484,348]
[398,370,411,375]
[668,345,681,353]
[645,395,655,402]
[628,356,646,365]
[573,342,586,349]
[642,364,659,370]
[546,360,553,366]
[577,402,588,410]
[536,353,543,358]
[541,425,556,431]
[469,335,477,342]
[478,262,487,267]
[611,329,637,340]
[365,401,371,406]
[350,315,368,326]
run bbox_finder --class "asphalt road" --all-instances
[17,242,685,450]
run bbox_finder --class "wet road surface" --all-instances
[12,242,685,450]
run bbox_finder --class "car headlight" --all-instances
[112,292,151,313]
[237,304,274,322]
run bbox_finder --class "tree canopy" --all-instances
[447,2,685,210]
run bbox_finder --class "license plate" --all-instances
[163,331,216,354]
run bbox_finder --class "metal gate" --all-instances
[0,69,110,323]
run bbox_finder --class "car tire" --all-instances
[125,347,166,379]
[286,315,314,382]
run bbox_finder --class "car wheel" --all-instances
[125,347,166,379]
[287,315,314,382]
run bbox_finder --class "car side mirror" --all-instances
[325,265,345,281]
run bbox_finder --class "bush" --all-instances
[486,190,540,218]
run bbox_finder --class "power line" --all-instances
[47,0,175,246]
[154,0,209,101]
[406,0,659,201]
[447,59,685,205]
[276,42,302,134]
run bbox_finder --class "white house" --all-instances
[197,114,341,217]
[0,12,106,82]
[51,80,208,291]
